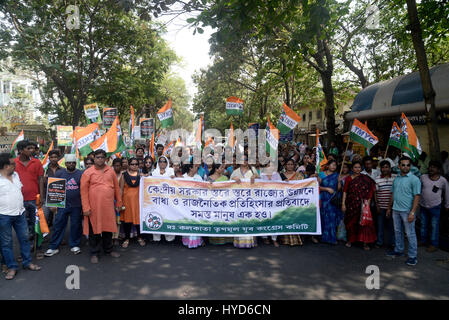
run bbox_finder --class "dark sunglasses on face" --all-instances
[159,160,167,163]
[130,163,139,166]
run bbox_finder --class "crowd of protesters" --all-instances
[1,138,449,280]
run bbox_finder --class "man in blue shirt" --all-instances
[44,154,83,256]
[387,156,421,266]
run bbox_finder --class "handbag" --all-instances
[360,199,373,227]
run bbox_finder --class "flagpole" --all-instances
[340,137,350,176]
[384,144,389,160]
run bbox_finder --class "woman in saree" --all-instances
[279,158,304,246]
[318,160,342,245]
[342,160,377,250]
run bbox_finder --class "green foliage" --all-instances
[0,0,183,127]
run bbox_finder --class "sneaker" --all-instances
[426,245,438,253]
[44,249,59,257]
[386,250,404,258]
[406,257,417,266]
[70,247,81,255]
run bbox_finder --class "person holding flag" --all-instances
[14,140,45,241]
[0,153,41,280]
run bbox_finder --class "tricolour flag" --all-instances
[35,195,49,247]
[157,98,174,128]
[349,118,378,150]
[387,122,402,150]
[277,103,301,134]
[41,141,54,170]
[129,105,135,147]
[226,96,244,116]
[265,116,279,157]
[163,140,175,156]
[74,123,101,156]
[10,130,24,157]
[316,128,327,173]
[400,113,422,160]
[89,116,127,156]
[150,132,155,160]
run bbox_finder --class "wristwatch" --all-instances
[410,212,415,216]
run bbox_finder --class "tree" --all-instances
[405,0,440,161]
[0,0,180,127]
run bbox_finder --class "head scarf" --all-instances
[152,155,174,177]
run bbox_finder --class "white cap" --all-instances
[65,154,77,162]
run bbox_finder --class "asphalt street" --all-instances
[1,233,449,300]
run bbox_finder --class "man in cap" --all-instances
[44,154,84,256]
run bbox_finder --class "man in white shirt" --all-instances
[362,156,380,180]
[0,153,41,280]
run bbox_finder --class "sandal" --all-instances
[121,239,130,248]
[36,252,45,260]
[345,242,352,248]
[137,238,146,247]
[5,269,17,280]
[24,263,41,271]
[363,244,371,251]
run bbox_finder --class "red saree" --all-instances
[343,174,377,244]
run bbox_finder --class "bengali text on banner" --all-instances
[139,178,321,236]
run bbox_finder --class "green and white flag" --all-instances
[226,96,244,116]
[10,130,24,157]
[277,103,302,134]
[157,98,174,128]
[349,119,378,150]
[266,116,279,157]
[387,122,402,150]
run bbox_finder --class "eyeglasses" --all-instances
[130,163,139,166]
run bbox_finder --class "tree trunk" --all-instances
[321,70,336,147]
[405,0,440,161]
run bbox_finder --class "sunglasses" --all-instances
[159,160,167,163]
[130,163,139,166]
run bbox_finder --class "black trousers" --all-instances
[88,219,113,256]
[123,222,141,240]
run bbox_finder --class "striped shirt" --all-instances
[375,174,397,209]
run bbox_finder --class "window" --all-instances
[3,81,10,94]
[309,111,312,120]
[317,110,322,120]
[303,113,306,121]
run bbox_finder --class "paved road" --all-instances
[1,235,449,300]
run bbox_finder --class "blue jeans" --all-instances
[0,212,32,270]
[23,200,37,237]
[392,210,418,259]
[376,208,395,246]
[49,207,82,250]
[420,205,441,247]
